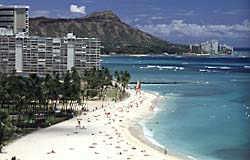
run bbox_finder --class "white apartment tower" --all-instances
[211,40,219,54]
[0,33,100,76]
[0,5,101,76]
[0,5,29,36]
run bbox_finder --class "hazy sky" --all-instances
[1,0,250,47]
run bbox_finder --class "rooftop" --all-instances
[0,5,29,9]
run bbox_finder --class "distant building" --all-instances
[190,40,233,54]
[0,5,29,36]
[219,44,234,54]
[0,33,100,76]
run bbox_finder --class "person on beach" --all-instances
[78,120,81,126]
[47,149,56,154]
[50,149,55,154]
[164,149,168,155]
[150,106,154,111]
[11,156,16,160]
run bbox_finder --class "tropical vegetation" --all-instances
[0,67,131,151]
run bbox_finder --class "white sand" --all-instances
[0,90,183,160]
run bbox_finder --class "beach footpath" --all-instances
[0,90,182,160]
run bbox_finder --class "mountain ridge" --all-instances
[29,10,189,54]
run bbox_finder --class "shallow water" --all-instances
[101,53,250,160]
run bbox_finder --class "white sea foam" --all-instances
[199,69,207,72]
[145,90,160,96]
[142,126,166,149]
[165,92,179,96]
[204,65,231,70]
[140,65,185,71]
[147,65,156,68]
[139,65,157,69]
[158,66,184,70]
[187,155,197,160]
[146,135,166,149]
[212,70,220,73]
[157,65,174,69]
[142,126,153,137]
[153,107,161,113]
[179,67,184,70]
[205,66,218,69]
[175,56,182,58]
[220,66,231,69]
[244,65,250,69]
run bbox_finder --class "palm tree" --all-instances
[14,76,29,120]
[70,67,81,110]
[101,67,112,100]
[42,74,52,107]
[122,70,131,90]
[51,73,61,109]
[83,68,99,100]
[0,111,13,153]
[115,70,131,92]
[62,70,71,109]
[96,67,112,100]
[114,71,120,83]
[0,74,8,111]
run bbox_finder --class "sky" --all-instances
[1,0,250,47]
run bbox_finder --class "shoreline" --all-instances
[0,90,184,160]
[124,91,189,160]
[100,54,164,57]
[128,91,191,160]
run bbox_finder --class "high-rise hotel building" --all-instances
[0,33,100,76]
[0,5,29,36]
[0,5,100,76]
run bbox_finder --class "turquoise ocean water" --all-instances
[101,52,250,160]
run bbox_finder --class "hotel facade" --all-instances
[0,5,100,76]
[0,33,100,76]
[0,5,29,36]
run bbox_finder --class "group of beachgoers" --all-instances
[1,90,178,160]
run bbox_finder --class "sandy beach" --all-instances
[0,90,183,160]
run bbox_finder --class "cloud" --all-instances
[135,19,250,39]
[176,10,195,16]
[151,8,161,11]
[151,16,165,20]
[223,10,240,15]
[135,14,148,17]
[31,10,70,18]
[70,4,86,14]
[31,10,51,17]
[221,9,249,15]
[82,0,95,3]
[134,18,139,22]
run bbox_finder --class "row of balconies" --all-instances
[0,16,14,21]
